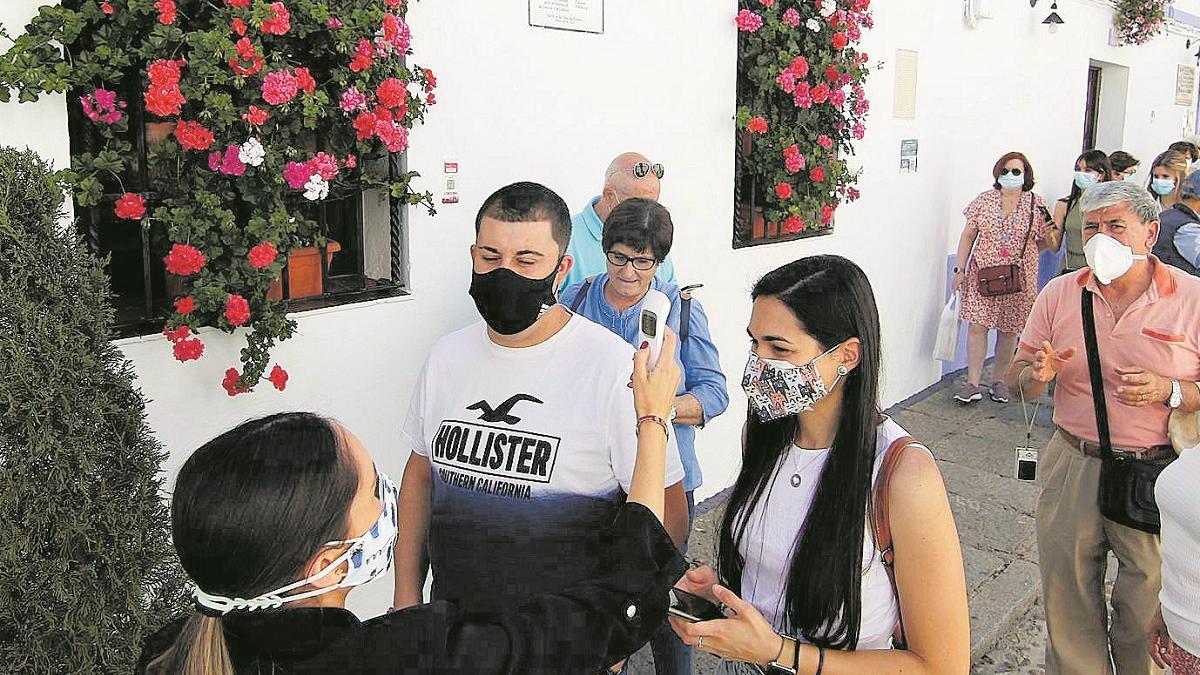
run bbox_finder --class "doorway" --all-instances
[1083,60,1130,153]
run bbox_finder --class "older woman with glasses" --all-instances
[561,197,729,675]
[951,151,1054,405]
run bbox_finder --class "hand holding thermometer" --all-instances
[638,289,673,370]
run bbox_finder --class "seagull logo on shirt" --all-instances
[467,394,544,425]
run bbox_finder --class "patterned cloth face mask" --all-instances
[194,470,400,615]
[741,343,848,422]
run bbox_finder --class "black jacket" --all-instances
[1154,202,1200,276]
[135,503,685,674]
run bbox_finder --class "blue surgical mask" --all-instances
[1074,171,1098,190]
[998,173,1024,190]
[1151,178,1177,196]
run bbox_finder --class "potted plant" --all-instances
[0,0,437,394]
[1113,0,1169,46]
[733,0,873,242]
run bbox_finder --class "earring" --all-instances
[837,365,848,376]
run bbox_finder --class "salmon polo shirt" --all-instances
[1019,258,1200,449]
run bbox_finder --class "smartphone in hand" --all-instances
[668,588,727,623]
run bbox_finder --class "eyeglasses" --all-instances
[1000,168,1023,176]
[606,250,659,271]
[632,162,665,179]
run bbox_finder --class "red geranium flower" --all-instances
[353,111,377,140]
[173,337,204,362]
[222,368,250,396]
[810,166,827,182]
[268,365,289,391]
[821,204,836,225]
[242,105,269,126]
[174,295,195,315]
[232,18,247,35]
[832,32,850,49]
[782,215,805,233]
[350,40,375,73]
[343,154,358,169]
[144,59,186,117]
[376,77,409,110]
[248,241,278,269]
[164,243,207,276]
[229,38,264,76]
[736,9,764,32]
[817,134,834,149]
[224,293,251,327]
[154,0,176,25]
[101,2,114,14]
[811,84,831,104]
[163,325,190,342]
[825,65,840,83]
[422,68,438,92]
[747,116,768,134]
[775,182,792,200]
[309,152,339,180]
[114,192,146,220]
[384,0,403,8]
[294,67,316,95]
[225,0,251,6]
[174,120,215,151]
[261,2,291,35]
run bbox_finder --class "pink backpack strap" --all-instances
[871,435,926,650]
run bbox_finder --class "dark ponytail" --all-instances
[145,412,358,673]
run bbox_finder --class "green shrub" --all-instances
[0,146,188,674]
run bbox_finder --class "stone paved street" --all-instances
[628,370,1059,674]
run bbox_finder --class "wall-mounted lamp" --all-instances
[1042,2,1065,34]
[1030,0,1038,6]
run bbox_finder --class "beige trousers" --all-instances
[1037,430,1164,675]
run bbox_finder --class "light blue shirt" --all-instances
[559,275,728,492]
[560,196,677,291]
[1176,223,1200,269]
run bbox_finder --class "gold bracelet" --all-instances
[636,415,669,440]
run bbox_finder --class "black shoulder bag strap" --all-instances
[1080,288,1114,461]
[568,276,594,313]
[1016,193,1034,262]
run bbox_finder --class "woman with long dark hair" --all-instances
[136,335,685,674]
[1049,149,1113,275]
[669,256,969,674]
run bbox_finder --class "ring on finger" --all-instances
[697,636,704,650]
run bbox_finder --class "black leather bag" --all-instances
[1080,289,1173,534]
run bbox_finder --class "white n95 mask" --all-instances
[1084,233,1146,285]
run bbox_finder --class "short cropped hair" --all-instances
[602,197,673,261]
[1078,181,1160,225]
[475,181,572,254]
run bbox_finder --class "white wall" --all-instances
[3,0,1198,617]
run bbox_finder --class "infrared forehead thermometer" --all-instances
[638,289,672,370]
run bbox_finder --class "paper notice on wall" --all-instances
[900,139,918,173]
[893,49,918,120]
[529,0,604,34]
[1176,64,1196,107]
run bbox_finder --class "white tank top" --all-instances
[735,417,924,651]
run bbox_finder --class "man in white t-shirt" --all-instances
[392,181,688,622]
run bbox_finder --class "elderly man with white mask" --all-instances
[560,152,677,290]
[1007,181,1200,675]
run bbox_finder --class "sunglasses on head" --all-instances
[1000,167,1023,176]
[632,162,665,179]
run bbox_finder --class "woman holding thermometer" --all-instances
[560,197,729,675]
[669,255,969,675]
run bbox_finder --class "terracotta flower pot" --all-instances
[267,241,342,300]
[145,121,177,144]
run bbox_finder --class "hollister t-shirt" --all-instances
[401,314,685,614]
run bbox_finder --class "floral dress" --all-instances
[960,189,1048,334]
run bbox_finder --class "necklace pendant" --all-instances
[999,244,1011,258]
[790,473,802,488]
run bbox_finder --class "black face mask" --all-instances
[468,264,560,335]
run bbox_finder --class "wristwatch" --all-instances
[766,636,801,674]
[669,406,678,422]
[1168,379,1184,409]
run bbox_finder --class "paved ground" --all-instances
[627,369,1059,674]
